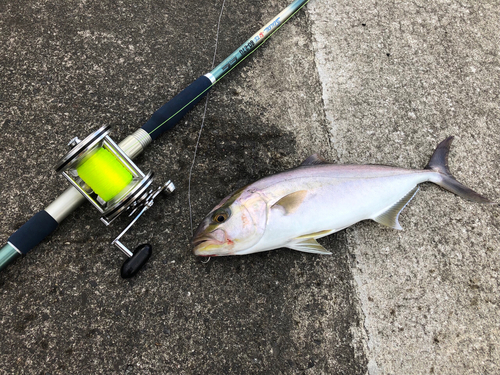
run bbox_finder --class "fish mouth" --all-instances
[191,230,227,256]
[191,236,217,253]
[192,241,221,257]
[191,236,214,249]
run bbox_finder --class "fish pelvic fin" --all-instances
[287,238,332,255]
[372,186,420,230]
[425,137,494,204]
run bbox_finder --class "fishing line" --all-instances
[0,0,311,275]
[77,148,133,202]
[146,0,311,138]
[186,0,310,235]
[188,0,226,235]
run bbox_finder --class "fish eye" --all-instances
[213,210,229,224]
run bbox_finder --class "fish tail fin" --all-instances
[425,136,494,204]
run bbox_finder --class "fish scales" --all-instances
[258,167,431,246]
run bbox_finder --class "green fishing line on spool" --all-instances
[77,148,133,202]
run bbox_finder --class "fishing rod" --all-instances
[0,0,310,278]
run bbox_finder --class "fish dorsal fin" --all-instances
[271,190,308,215]
[372,186,419,230]
[300,153,330,166]
[287,238,332,255]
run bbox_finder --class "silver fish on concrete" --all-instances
[192,137,494,257]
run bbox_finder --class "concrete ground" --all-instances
[0,1,498,374]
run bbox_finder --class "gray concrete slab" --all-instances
[309,0,500,374]
[0,0,499,374]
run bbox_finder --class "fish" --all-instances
[191,137,494,257]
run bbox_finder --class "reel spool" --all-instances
[55,126,175,278]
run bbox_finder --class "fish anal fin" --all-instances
[287,238,332,255]
[373,186,419,230]
[271,190,308,215]
[300,154,330,166]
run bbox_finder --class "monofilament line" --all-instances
[188,0,226,235]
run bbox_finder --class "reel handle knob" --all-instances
[120,243,152,278]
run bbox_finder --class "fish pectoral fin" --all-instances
[271,190,308,215]
[286,238,332,255]
[372,186,419,230]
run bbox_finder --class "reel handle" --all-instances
[112,181,175,278]
[120,244,152,278]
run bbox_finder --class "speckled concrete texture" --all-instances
[1,1,499,374]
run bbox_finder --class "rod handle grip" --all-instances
[141,75,213,140]
[8,210,58,255]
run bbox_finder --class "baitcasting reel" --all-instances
[54,125,175,278]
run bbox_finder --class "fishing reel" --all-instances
[54,125,175,278]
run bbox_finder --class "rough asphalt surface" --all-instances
[0,1,498,374]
